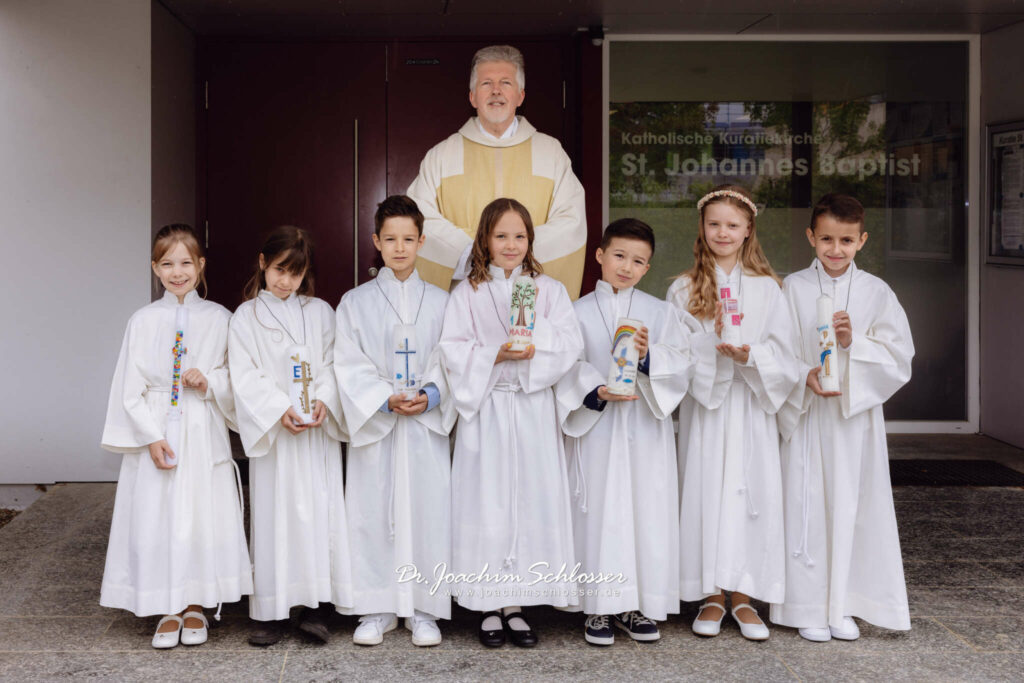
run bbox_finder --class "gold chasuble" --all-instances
[407,117,587,299]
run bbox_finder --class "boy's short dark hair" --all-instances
[810,193,865,232]
[600,218,655,256]
[375,195,424,236]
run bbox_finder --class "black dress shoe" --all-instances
[502,611,538,648]
[298,604,331,643]
[248,619,286,646]
[479,610,506,647]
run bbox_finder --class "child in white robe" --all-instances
[440,197,584,648]
[556,218,692,645]
[772,194,914,641]
[100,224,252,649]
[666,185,800,641]
[334,196,455,647]
[229,226,352,646]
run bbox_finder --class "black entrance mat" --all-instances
[890,459,1024,486]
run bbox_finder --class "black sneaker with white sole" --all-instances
[584,614,615,646]
[614,611,660,641]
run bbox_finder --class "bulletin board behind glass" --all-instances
[987,122,1024,265]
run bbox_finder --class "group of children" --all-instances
[100,185,914,651]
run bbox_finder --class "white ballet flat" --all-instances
[798,626,832,642]
[830,616,860,640]
[692,601,726,637]
[180,610,209,646]
[731,603,770,641]
[151,615,183,649]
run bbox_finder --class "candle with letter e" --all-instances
[816,295,840,393]
[288,344,316,424]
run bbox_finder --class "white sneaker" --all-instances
[798,627,832,642]
[353,613,398,645]
[830,616,860,640]
[405,611,442,647]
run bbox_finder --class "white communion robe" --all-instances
[440,266,583,611]
[229,291,352,621]
[772,260,914,631]
[667,265,800,604]
[334,267,456,620]
[100,290,252,617]
[556,282,692,619]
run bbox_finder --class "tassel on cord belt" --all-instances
[213,457,246,621]
[571,437,588,513]
[791,418,815,567]
[492,382,521,568]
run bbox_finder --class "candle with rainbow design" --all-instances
[165,305,188,465]
[606,317,643,396]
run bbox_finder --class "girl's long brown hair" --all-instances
[152,224,208,298]
[243,225,316,300]
[679,184,780,320]
[467,198,543,289]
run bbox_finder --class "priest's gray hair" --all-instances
[469,45,525,91]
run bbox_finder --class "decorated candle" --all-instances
[816,295,840,392]
[288,344,316,424]
[165,305,188,465]
[606,317,643,396]
[719,286,742,346]
[508,276,537,351]
[392,324,421,400]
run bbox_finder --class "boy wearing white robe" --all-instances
[556,219,692,645]
[772,194,914,641]
[229,227,352,646]
[334,196,455,647]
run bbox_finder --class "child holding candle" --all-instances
[100,224,251,649]
[666,185,800,641]
[440,197,583,648]
[229,226,352,646]
[556,218,692,645]
[334,196,455,647]
[773,194,914,641]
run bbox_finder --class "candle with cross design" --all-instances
[288,344,316,424]
[392,324,421,400]
[165,305,188,465]
[606,317,643,396]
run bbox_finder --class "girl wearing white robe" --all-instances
[229,232,352,629]
[101,227,251,648]
[334,266,455,623]
[557,280,692,621]
[772,259,913,635]
[667,185,800,640]
[440,198,583,646]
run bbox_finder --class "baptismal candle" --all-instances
[816,295,840,393]
[392,324,421,400]
[719,286,742,346]
[508,276,537,351]
[606,317,643,396]
[288,344,316,424]
[165,305,188,465]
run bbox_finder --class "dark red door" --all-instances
[203,42,387,310]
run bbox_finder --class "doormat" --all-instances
[891,459,1024,486]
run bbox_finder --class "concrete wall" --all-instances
[981,21,1024,448]
[0,0,151,482]
[151,0,197,299]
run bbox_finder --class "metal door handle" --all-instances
[368,267,378,277]
[353,118,359,288]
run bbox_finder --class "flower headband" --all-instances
[696,190,758,217]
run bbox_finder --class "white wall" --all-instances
[981,21,1024,449]
[0,0,151,482]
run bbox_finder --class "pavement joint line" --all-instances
[930,616,979,653]
[278,650,288,683]
[773,652,803,682]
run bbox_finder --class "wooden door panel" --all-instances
[204,42,386,310]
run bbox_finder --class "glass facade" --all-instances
[610,41,969,420]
